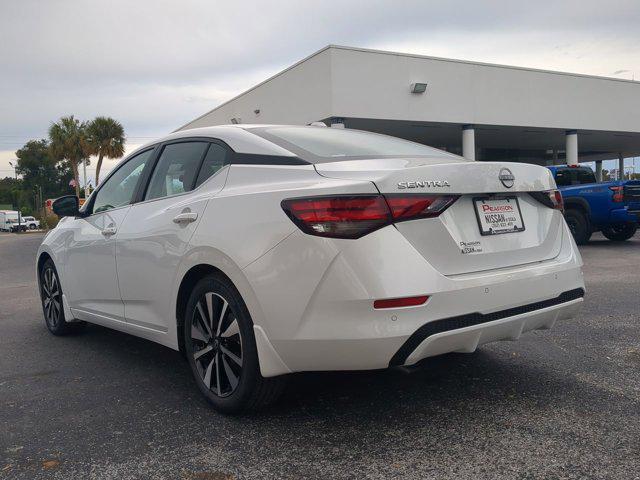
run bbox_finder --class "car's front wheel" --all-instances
[602,223,637,241]
[183,274,286,414]
[39,259,85,335]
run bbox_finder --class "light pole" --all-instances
[82,157,89,199]
[8,161,22,231]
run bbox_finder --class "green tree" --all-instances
[0,177,22,207]
[15,139,73,200]
[86,116,125,186]
[48,115,91,198]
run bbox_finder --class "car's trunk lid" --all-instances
[315,157,564,276]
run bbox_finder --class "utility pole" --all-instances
[8,161,22,232]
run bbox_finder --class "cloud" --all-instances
[1,0,639,177]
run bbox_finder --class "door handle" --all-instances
[101,225,117,236]
[173,212,198,224]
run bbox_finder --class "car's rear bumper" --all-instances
[267,261,584,373]
[393,288,583,366]
[610,207,640,223]
[246,222,585,376]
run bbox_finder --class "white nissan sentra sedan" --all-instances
[37,125,585,413]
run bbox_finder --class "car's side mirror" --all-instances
[52,195,80,218]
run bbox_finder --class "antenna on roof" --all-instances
[308,121,327,127]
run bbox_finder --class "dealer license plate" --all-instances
[473,197,525,236]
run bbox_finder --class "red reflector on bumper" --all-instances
[374,295,429,309]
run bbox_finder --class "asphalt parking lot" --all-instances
[1,232,639,480]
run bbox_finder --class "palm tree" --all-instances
[48,116,90,198]
[86,117,125,186]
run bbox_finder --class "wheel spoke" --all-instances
[222,355,238,390]
[193,344,213,360]
[216,298,228,337]
[43,270,50,294]
[221,318,239,338]
[196,301,213,338]
[215,352,222,395]
[205,293,214,332]
[203,357,215,389]
[191,323,209,343]
[220,345,242,366]
[44,297,51,308]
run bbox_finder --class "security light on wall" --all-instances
[410,82,428,94]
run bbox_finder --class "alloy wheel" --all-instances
[42,267,61,329]
[190,292,243,397]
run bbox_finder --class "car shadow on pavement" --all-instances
[65,322,607,424]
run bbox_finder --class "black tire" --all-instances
[183,274,286,414]
[601,223,637,241]
[39,259,86,335]
[29,224,36,230]
[564,209,591,245]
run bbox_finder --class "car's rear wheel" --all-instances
[564,209,591,245]
[39,259,85,335]
[183,274,286,413]
[601,223,637,241]
[29,224,36,230]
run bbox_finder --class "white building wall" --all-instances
[179,45,640,137]
[329,47,640,132]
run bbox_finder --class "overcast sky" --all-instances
[1,0,639,181]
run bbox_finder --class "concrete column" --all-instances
[565,130,578,166]
[618,153,625,180]
[462,125,475,161]
[595,160,603,182]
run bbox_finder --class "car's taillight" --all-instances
[281,195,390,239]
[550,189,564,211]
[529,190,563,212]
[281,194,458,239]
[385,194,459,221]
[610,185,624,203]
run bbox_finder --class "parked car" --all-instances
[21,216,40,230]
[38,125,585,413]
[547,165,640,244]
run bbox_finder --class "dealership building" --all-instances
[179,45,640,179]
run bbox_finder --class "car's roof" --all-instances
[133,125,299,158]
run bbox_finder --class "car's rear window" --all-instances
[554,167,597,186]
[250,126,459,163]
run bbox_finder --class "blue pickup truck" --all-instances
[547,165,640,244]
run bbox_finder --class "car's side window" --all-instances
[92,149,154,214]
[554,169,571,186]
[144,142,209,201]
[195,143,228,188]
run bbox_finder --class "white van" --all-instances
[0,210,22,231]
